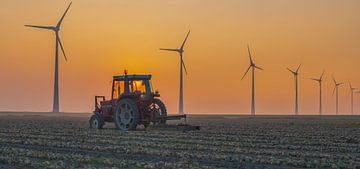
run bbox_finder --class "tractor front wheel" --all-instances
[89,114,104,129]
[115,98,140,131]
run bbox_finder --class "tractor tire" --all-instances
[89,114,104,129]
[115,98,140,131]
[151,98,167,124]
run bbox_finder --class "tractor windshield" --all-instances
[112,78,153,100]
[129,79,152,94]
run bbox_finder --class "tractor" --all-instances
[89,70,186,131]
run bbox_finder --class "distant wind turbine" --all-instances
[287,64,301,115]
[25,2,72,113]
[348,81,357,115]
[356,90,360,114]
[241,45,264,116]
[311,71,325,115]
[160,30,190,115]
[332,77,343,115]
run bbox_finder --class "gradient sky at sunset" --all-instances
[0,0,359,114]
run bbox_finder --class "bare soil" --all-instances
[0,112,359,169]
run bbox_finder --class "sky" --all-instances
[0,0,359,115]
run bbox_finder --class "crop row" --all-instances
[0,136,359,168]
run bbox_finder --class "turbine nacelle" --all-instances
[160,30,190,75]
[311,71,324,83]
[241,45,263,80]
[332,77,342,86]
[287,64,301,76]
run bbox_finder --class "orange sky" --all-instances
[0,0,360,114]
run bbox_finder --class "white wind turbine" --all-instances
[160,30,190,115]
[332,77,343,115]
[311,71,325,115]
[348,81,357,115]
[287,64,301,115]
[241,45,264,116]
[25,2,72,112]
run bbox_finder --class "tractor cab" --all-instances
[111,74,158,101]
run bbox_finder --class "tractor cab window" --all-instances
[112,80,125,99]
[129,80,152,94]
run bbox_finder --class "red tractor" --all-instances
[89,71,186,131]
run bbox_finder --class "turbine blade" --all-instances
[56,2,72,28]
[181,59,188,75]
[247,44,253,64]
[24,25,54,30]
[287,68,295,74]
[320,71,325,80]
[332,76,337,84]
[58,37,67,61]
[296,64,301,73]
[241,65,251,80]
[333,86,336,95]
[310,78,319,81]
[159,48,179,52]
[254,65,263,70]
[180,30,190,50]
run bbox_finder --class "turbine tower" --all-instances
[287,64,301,115]
[311,71,325,115]
[25,2,72,113]
[160,30,190,115]
[348,81,357,115]
[332,77,343,115]
[356,90,360,114]
[241,45,264,116]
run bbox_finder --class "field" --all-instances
[0,112,359,169]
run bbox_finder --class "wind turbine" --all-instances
[332,77,343,115]
[160,30,190,115]
[287,64,301,115]
[348,81,357,115]
[241,45,264,116]
[25,2,72,112]
[356,90,360,114]
[311,71,325,115]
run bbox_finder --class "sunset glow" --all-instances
[0,0,359,114]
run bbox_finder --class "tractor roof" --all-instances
[113,74,152,81]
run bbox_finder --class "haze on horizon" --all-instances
[0,0,359,115]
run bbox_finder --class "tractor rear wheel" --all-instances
[89,114,104,129]
[115,98,140,131]
[151,98,167,124]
